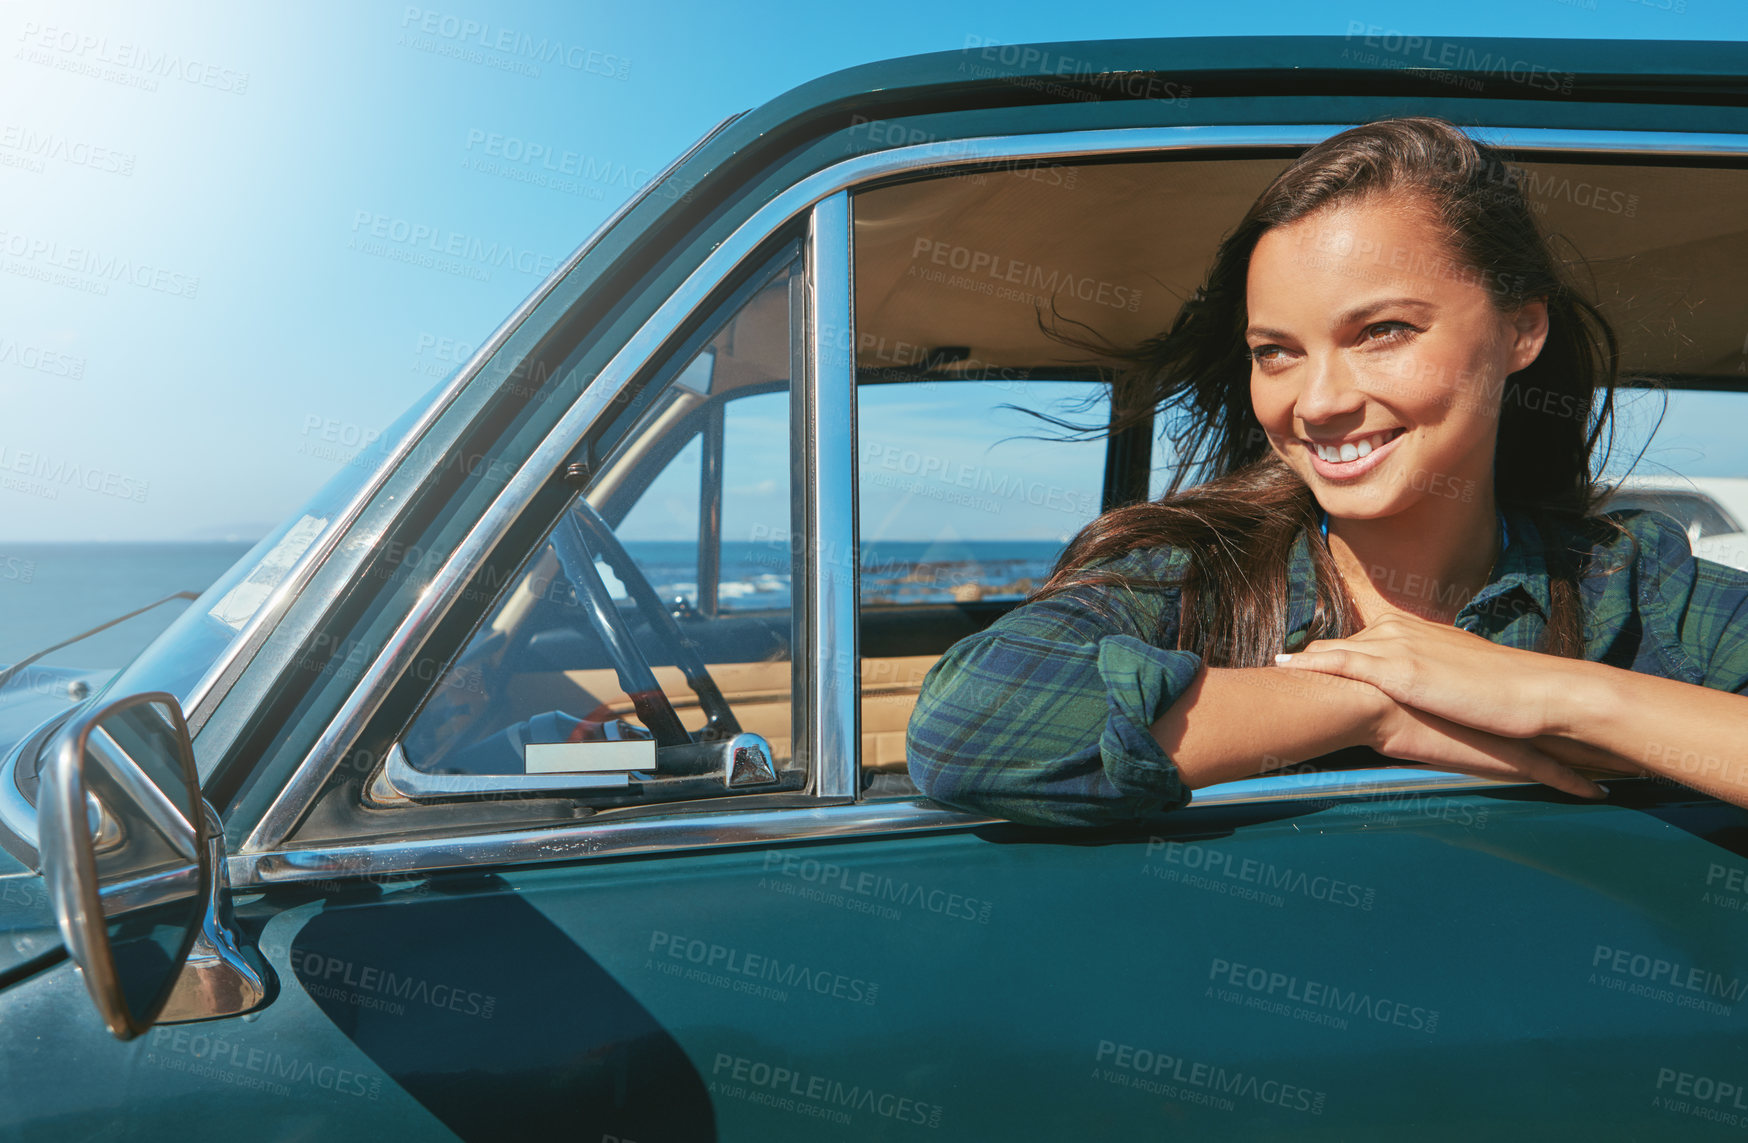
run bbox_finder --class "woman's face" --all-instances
[1245,192,1548,523]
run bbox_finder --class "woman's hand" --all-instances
[1366,697,1608,800]
[1274,609,1571,740]
[1528,734,1650,780]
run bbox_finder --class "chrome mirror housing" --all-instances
[38,692,270,1039]
[39,692,209,1039]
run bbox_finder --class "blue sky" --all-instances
[0,0,1743,541]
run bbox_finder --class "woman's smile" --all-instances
[1304,426,1407,480]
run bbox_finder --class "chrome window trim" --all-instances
[237,800,990,887]
[229,768,1572,888]
[806,192,860,799]
[379,742,630,796]
[180,112,745,735]
[239,122,1748,858]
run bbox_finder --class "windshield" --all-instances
[13,377,453,735]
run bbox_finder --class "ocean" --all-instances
[621,538,1066,613]
[0,543,254,671]
[0,538,1067,672]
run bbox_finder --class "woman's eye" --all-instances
[1248,345,1285,366]
[1362,321,1417,345]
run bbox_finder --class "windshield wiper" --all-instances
[0,591,200,693]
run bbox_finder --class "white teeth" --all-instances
[1313,430,1397,463]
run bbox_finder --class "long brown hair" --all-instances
[1033,116,1628,664]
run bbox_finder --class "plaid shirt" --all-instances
[905,507,1748,827]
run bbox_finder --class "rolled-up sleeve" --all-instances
[905,549,1204,827]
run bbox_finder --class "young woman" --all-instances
[905,116,1748,827]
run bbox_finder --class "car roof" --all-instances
[723,35,1748,167]
[1612,475,1748,490]
[761,35,1748,117]
[1606,475,1748,531]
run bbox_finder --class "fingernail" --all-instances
[1274,653,1294,664]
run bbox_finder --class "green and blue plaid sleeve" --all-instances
[1605,508,1748,695]
[905,547,1204,826]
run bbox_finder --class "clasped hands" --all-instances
[1273,608,1642,799]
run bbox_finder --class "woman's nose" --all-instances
[1293,351,1366,425]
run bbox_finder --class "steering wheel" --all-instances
[547,498,743,749]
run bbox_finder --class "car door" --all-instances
[259,139,1748,1140]
[8,54,1748,1143]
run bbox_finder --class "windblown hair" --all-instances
[1032,116,1628,664]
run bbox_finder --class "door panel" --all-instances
[5,783,1747,1139]
[0,928,446,1140]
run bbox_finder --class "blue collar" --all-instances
[1317,507,1510,552]
[1292,505,1538,647]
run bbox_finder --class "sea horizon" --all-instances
[0,538,1068,673]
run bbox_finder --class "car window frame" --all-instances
[385,248,809,808]
[220,123,1748,893]
[238,199,843,861]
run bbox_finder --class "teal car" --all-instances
[5,34,1748,1140]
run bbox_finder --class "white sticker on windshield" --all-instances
[207,515,329,631]
[525,740,656,774]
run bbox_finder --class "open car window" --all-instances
[854,376,1108,794]
[850,153,1748,806]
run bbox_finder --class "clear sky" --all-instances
[1,0,1744,541]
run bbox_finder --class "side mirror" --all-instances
[38,692,212,1040]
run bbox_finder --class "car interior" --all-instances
[404,149,1748,806]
